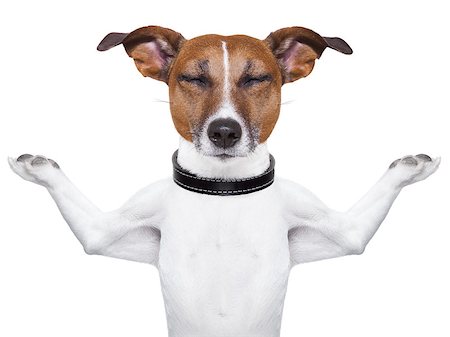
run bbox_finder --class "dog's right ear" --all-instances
[97,26,185,83]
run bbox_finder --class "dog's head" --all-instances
[98,26,351,159]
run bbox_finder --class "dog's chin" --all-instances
[197,147,252,160]
[179,138,269,179]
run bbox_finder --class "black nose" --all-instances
[207,118,242,149]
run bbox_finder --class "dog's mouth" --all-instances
[214,153,236,160]
[193,142,246,158]
[193,138,257,159]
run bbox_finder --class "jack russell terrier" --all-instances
[9,26,440,337]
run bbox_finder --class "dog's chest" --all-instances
[158,183,291,332]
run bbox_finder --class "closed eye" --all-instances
[178,74,210,88]
[239,74,273,88]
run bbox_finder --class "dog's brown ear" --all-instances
[97,26,185,83]
[264,27,352,84]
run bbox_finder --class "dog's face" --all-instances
[168,35,282,158]
[98,26,351,158]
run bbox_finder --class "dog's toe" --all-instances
[48,158,60,169]
[389,158,401,169]
[416,154,432,162]
[17,154,33,162]
[400,156,418,166]
[31,156,49,167]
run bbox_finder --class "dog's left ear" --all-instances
[97,26,185,83]
[264,27,352,84]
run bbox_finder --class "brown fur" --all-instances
[98,26,351,146]
[167,35,283,143]
[124,26,185,82]
[224,36,282,142]
[168,36,225,142]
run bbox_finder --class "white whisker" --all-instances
[281,100,296,105]
[153,98,170,104]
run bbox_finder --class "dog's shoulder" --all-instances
[273,177,315,198]
[273,177,327,214]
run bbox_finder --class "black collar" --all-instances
[172,150,275,196]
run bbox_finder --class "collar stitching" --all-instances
[173,178,275,194]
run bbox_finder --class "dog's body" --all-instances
[9,26,440,337]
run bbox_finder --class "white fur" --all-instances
[8,152,440,337]
[222,41,231,100]
[8,30,442,337]
[180,137,269,179]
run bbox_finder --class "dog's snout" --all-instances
[207,118,242,149]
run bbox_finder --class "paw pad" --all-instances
[48,159,60,169]
[416,154,432,162]
[389,154,433,169]
[15,154,60,169]
[17,154,33,162]
[401,156,418,166]
[31,156,48,167]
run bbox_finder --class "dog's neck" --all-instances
[177,138,271,180]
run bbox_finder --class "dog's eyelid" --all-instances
[177,74,210,87]
[239,73,273,87]
[256,74,273,81]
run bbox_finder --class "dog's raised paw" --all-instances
[8,154,61,186]
[388,154,440,187]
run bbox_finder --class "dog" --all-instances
[8,25,440,337]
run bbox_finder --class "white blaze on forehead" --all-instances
[213,41,238,120]
[221,41,231,102]
[217,41,237,119]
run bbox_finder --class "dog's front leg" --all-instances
[287,154,440,265]
[345,154,441,246]
[9,154,163,265]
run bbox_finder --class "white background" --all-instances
[0,0,449,336]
